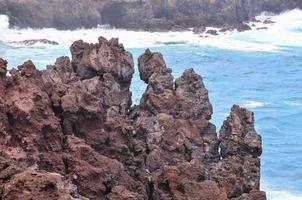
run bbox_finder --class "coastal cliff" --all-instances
[0,37,266,200]
[0,0,301,30]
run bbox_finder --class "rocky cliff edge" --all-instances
[0,36,266,200]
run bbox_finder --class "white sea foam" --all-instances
[0,15,9,30]
[238,9,302,48]
[266,190,302,200]
[262,182,302,200]
[242,100,268,109]
[0,9,301,52]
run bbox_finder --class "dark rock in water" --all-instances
[206,29,219,35]
[0,36,266,200]
[237,24,252,32]
[193,26,206,34]
[219,27,234,32]
[155,41,188,45]
[257,27,268,30]
[263,19,276,24]
[12,39,59,46]
[251,18,261,23]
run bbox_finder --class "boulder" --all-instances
[206,29,219,35]
[237,24,252,32]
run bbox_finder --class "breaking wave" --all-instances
[242,100,268,109]
[0,9,301,52]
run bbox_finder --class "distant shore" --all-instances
[0,0,301,31]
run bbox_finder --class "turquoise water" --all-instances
[1,9,302,200]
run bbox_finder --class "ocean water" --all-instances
[1,9,302,200]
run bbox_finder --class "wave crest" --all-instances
[0,15,9,30]
[242,100,267,109]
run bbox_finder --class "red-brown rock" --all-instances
[0,36,266,200]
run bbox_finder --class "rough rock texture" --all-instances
[0,36,266,199]
[0,0,301,30]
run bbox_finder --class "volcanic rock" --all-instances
[237,24,252,32]
[138,49,167,83]
[0,36,266,200]
[263,19,276,24]
[206,29,219,35]
[193,26,206,34]
[219,105,262,158]
[2,170,88,200]
[257,27,268,30]
[10,39,59,46]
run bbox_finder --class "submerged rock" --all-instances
[0,36,266,200]
[237,24,252,32]
[10,39,59,46]
[263,19,276,24]
[193,26,206,34]
[257,27,268,30]
[206,29,219,35]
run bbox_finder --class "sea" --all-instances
[0,9,301,200]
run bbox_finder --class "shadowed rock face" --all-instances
[0,0,301,30]
[0,36,266,200]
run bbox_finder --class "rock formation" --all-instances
[0,0,301,30]
[9,39,59,46]
[0,37,266,200]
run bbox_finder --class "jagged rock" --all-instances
[4,61,64,167]
[257,27,268,30]
[237,24,252,32]
[0,37,266,200]
[133,50,222,198]
[211,156,261,198]
[211,105,264,198]
[138,49,167,83]
[206,29,219,35]
[193,26,206,34]
[0,59,8,143]
[263,19,275,24]
[70,36,134,84]
[151,161,227,200]
[175,69,212,120]
[219,27,234,33]
[0,58,7,77]
[63,135,147,200]
[10,39,59,46]
[219,105,262,158]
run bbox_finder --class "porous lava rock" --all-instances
[0,36,266,200]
